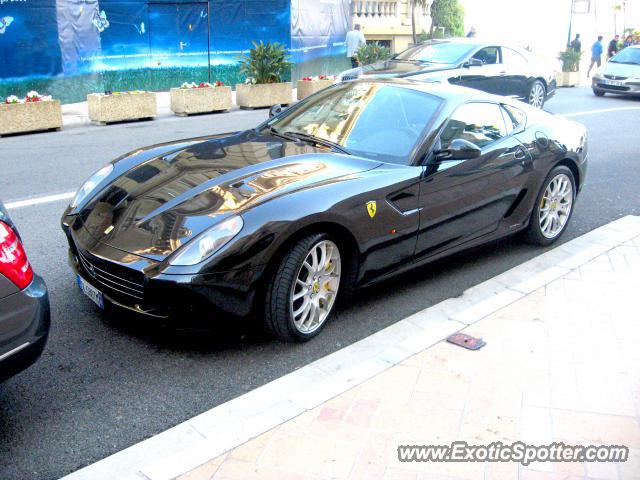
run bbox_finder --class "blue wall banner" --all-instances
[0,0,350,103]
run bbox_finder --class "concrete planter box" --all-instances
[87,92,157,124]
[0,100,62,136]
[556,71,580,87]
[297,79,333,100]
[236,82,292,109]
[170,86,232,116]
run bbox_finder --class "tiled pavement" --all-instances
[177,235,640,480]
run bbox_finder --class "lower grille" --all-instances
[597,83,630,91]
[77,250,145,302]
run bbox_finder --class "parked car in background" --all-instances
[0,201,50,382]
[592,45,640,97]
[61,80,586,343]
[337,38,557,109]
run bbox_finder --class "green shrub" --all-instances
[356,42,391,67]
[238,41,292,84]
[557,49,582,72]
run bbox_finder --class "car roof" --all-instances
[346,77,500,104]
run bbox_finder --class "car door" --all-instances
[500,47,531,98]
[414,102,531,259]
[454,46,505,94]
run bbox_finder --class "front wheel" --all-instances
[525,166,576,246]
[527,80,546,109]
[264,234,342,342]
[593,89,606,97]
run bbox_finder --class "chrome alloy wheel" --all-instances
[539,173,573,239]
[290,240,341,334]
[529,82,545,108]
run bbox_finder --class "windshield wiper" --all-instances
[263,125,297,141]
[282,131,351,155]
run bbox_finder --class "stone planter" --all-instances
[87,92,157,124]
[556,71,580,87]
[235,82,292,109]
[0,100,62,136]
[170,86,232,116]
[297,79,334,100]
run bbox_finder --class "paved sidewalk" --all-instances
[59,89,284,128]
[177,233,640,479]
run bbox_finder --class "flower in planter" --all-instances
[4,95,21,104]
[181,82,198,89]
[302,77,313,81]
[318,75,334,81]
[214,80,225,87]
[197,82,213,88]
[245,77,257,85]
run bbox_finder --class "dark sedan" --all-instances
[61,80,586,342]
[0,202,50,382]
[338,38,557,109]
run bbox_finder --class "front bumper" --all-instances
[62,221,262,319]
[0,275,50,382]
[592,75,640,95]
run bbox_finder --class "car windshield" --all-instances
[610,47,640,65]
[393,42,476,64]
[266,83,442,165]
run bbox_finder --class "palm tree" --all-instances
[409,0,430,45]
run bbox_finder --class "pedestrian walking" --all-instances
[608,34,620,59]
[570,33,582,52]
[346,24,366,69]
[587,36,604,77]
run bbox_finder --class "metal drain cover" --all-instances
[446,333,486,350]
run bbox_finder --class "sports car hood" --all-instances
[359,59,455,78]
[79,131,381,261]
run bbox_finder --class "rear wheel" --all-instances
[593,89,606,97]
[264,234,342,342]
[528,80,546,109]
[525,166,576,246]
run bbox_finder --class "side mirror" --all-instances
[463,58,484,68]
[433,139,482,162]
[269,104,283,118]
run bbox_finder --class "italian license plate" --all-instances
[77,274,104,309]
[603,79,623,87]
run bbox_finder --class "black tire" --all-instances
[527,80,546,109]
[593,89,606,97]
[525,165,576,246]
[264,233,341,342]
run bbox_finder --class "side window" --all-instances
[472,46,499,65]
[502,47,528,66]
[502,104,526,130]
[440,103,508,149]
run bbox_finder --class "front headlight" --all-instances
[70,164,114,208]
[169,216,244,266]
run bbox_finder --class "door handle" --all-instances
[499,71,507,76]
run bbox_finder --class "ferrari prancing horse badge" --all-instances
[367,201,377,219]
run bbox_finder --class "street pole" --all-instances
[567,0,575,47]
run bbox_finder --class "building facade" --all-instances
[352,0,430,53]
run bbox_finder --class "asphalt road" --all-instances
[1,87,639,479]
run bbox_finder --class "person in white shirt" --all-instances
[346,24,366,68]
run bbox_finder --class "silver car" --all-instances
[592,45,640,97]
